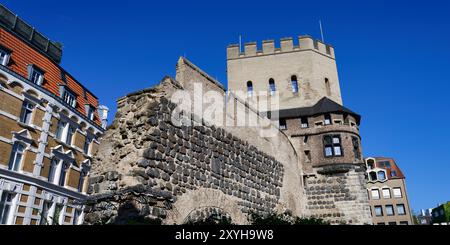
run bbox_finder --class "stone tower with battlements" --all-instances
[227,36,343,111]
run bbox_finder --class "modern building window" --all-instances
[382,188,391,199]
[397,204,406,215]
[377,171,386,181]
[39,201,52,225]
[291,76,299,93]
[0,192,16,224]
[352,137,361,160]
[324,135,342,157]
[62,89,77,108]
[377,222,386,225]
[8,142,25,171]
[390,170,398,177]
[399,221,408,225]
[19,101,35,125]
[279,119,287,130]
[386,205,394,216]
[393,188,402,198]
[388,222,397,225]
[374,206,383,216]
[369,171,377,181]
[247,81,253,97]
[371,189,380,200]
[378,161,391,168]
[269,78,276,96]
[324,114,332,125]
[28,65,44,85]
[0,48,11,66]
[325,78,331,96]
[300,117,309,128]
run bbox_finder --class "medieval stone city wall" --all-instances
[83,73,304,224]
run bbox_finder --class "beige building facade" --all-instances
[365,157,413,225]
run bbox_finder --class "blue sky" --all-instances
[4,0,450,212]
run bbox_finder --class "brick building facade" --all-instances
[0,4,106,225]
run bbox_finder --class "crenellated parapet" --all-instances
[227,35,335,60]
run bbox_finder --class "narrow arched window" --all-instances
[269,78,276,96]
[59,162,69,187]
[247,81,253,97]
[325,78,331,96]
[291,75,299,94]
[8,142,25,171]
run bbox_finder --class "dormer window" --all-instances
[0,48,11,66]
[28,65,44,85]
[85,105,95,121]
[62,89,76,108]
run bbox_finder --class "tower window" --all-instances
[247,81,253,97]
[8,142,25,171]
[325,78,331,97]
[269,78,276,96]
[300,117,309,128]
[352,137,361,160]
[323,135,342,157]
[19,100,35,125]
[291,76,299,94]
[324,114,332,125]
[279,119,287,130]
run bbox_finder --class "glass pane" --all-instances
[377,171,386,181]
[334,146,342,156]
[332,137,340,144]
[325,147,333,156]
[324,136,332,145]
[13,153,22,171]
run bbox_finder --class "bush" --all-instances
[248,212,329,225]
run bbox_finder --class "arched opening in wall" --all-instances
[291,75,299,94]
[269,78,276,96]
[246,81,253,97]
[325,78,331,97]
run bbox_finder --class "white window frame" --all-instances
[19,100,35,125]
[62,89,77,108]
[55,120,76,146]
[29,66,44,86]
[0,191,18,225]
[8,142,25,172]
